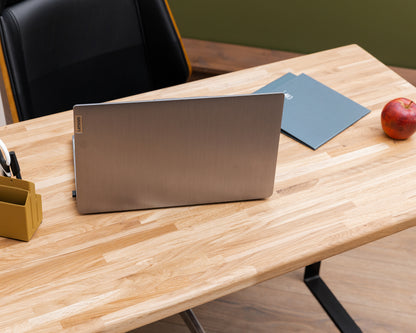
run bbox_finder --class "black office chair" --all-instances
[0,0,191,122]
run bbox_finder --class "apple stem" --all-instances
[407,100,413,108]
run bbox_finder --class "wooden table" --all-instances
[0,44,415,332]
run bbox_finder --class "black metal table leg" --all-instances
[304,262,362,333]
[180,309,206,333]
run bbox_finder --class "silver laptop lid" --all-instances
[73,93,284,214]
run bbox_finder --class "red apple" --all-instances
[381,97,416,139]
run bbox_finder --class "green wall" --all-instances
[169,0,413,68]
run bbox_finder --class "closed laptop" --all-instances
[73,93,284,214]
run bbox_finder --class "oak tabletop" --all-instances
[0,44,415,332]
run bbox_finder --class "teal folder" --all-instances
[254,73,370,149]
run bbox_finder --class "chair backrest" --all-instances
[0,0,191,121]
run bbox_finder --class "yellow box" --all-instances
[0,176,42,241]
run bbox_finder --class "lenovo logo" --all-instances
[75,115,83,134]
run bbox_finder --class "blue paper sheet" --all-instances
[254,73,370,149]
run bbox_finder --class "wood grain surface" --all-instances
[0,45,415,332]
[136,224,416,333]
